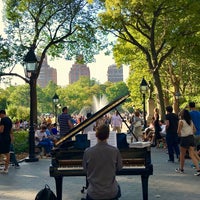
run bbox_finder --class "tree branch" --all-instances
[0,73,29,84]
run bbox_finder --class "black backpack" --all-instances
[35,184,57,200]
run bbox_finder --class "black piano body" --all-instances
[49,94,153,200]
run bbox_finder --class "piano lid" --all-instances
[55,93,130,147]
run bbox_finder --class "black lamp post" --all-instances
[24,47,39,162]
[52,93,59,123]
[140,77,149,129]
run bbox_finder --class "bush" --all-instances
[13,130,29,154]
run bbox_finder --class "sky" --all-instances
[0,1,129,87]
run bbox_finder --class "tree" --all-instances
[98,0,200,119]
[0,0,107,124]
[106,81,129,101]
[57,77,103,114]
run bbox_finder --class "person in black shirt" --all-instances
[0,110,13,174]
[165,106,180,162]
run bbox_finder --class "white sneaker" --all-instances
[175,168,184,174]
[194,170,200,176]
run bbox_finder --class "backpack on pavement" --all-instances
[35,184,57,200]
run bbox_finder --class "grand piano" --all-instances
[49,94,153,200]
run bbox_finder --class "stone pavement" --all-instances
[0,147,199,200]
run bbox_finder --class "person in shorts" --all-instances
[176,109,200,176]
[0,110,13,174]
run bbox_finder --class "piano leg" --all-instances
[55,176,63,200]
[141,174,149,200]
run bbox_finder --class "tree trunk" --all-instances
[153,70,165,120]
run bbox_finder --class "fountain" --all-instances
[79,106,91,117]
[92,95,108,113]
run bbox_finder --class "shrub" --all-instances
[13,130,29,154]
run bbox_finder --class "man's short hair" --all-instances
[166,106,173,113]
[0,110,6,114]
[62,107,68,112]
[189,102,195,108]
[96,124,110,141]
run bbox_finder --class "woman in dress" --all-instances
[153,108,162,147]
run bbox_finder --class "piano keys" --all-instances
[49,94,153,200]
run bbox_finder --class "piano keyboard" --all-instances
[57,165,145,171]
[57,158,146,170]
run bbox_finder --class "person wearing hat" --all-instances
[0,110,13,174]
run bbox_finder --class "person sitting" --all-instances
[46,123,57,144]
[51,123,59,135]
[35,125,52,157]
[143,119,154,143]
[83,124,122,200]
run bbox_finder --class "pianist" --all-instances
[83,124,122,200]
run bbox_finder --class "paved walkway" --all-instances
[0,147,199,200]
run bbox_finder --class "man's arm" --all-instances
[68,119,74,129]
[82,150,88,173]
[177,120,183,136]
[165,119,169,129]
[116,150,123,171]
[10,128,14,144]
[0,125,4,133]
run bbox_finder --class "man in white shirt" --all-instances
[111,111,122,133]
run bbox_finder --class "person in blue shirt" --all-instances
[189,102,200,147]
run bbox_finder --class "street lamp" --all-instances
[140,77,149,129]
[24,47,39,162]
[52,93,59,123]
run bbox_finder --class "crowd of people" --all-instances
[130,102,200,177]
[1,101,200,199]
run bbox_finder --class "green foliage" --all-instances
[13,130,29,154]
[98,0,200,117]
[2,0,108,67]
[106,81,129,101]
[58,77,103,114]
[0,77,132,118]
[6,105,29,122]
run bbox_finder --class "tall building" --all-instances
[107,64,123,82]
[37,56,57,88]
[69,55,90,84]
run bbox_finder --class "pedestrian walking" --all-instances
[165,106,180,162]
[188,102,200,148]
[111,111,122,133]
[0,110,13,174]
[176,109,200,176]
